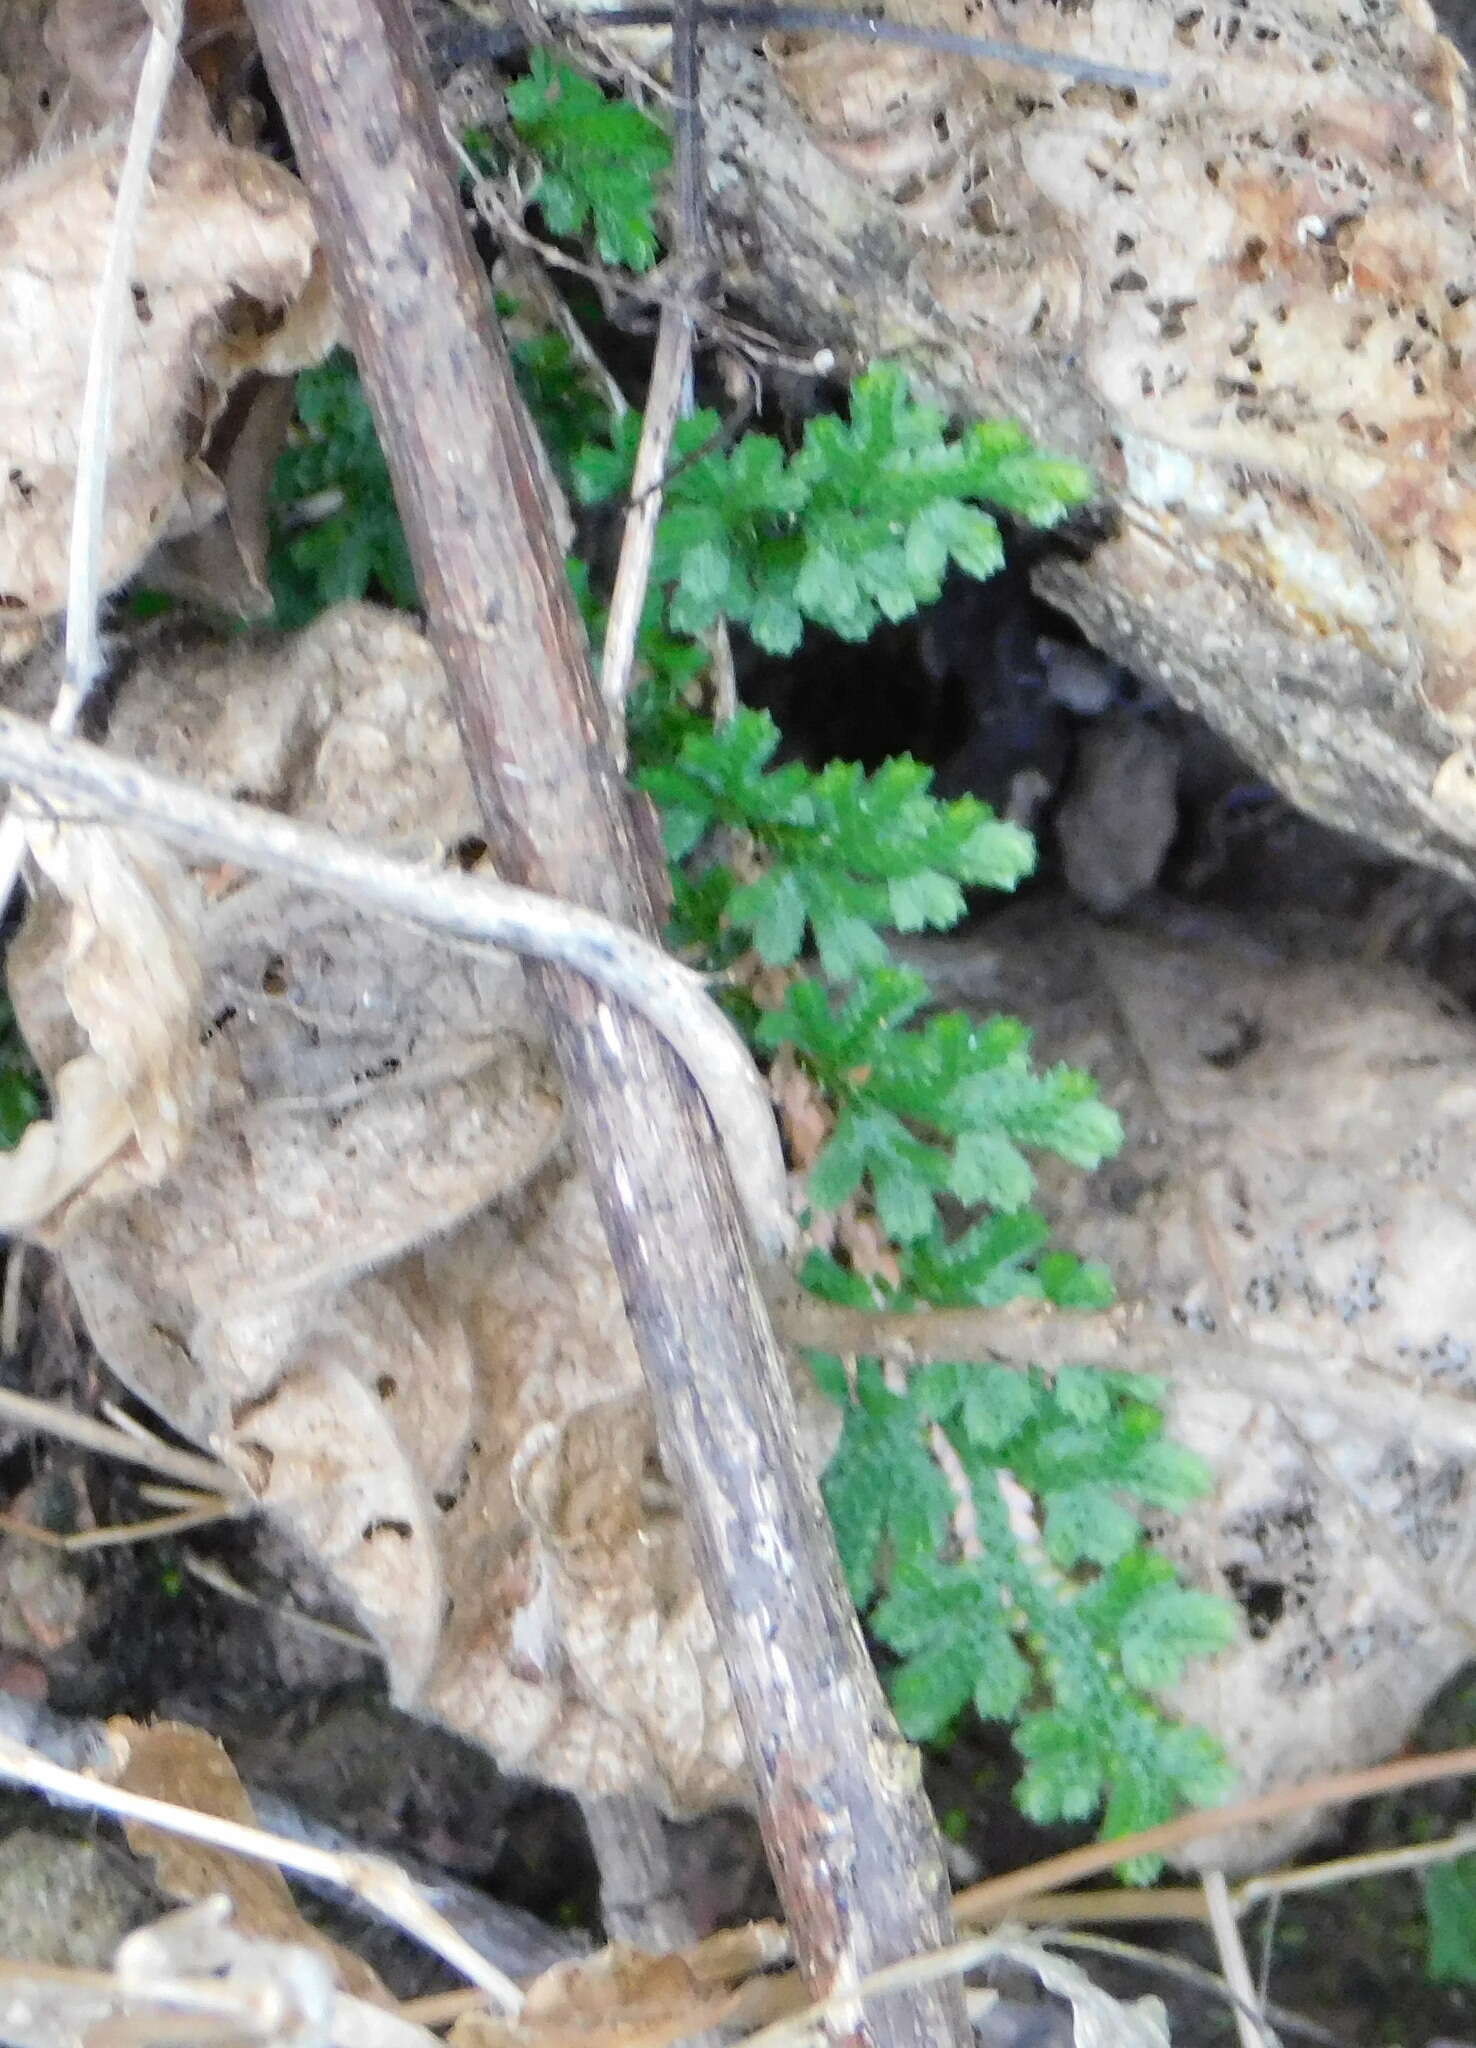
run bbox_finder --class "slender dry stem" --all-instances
[0,1734,523,2011]
[1203,1870,1268,2048]
[0,1385,245,1498]
[954,1745,1476,1927]
[0,1,183,913]
[1237,1823,1476,1909]
[0,708,791,1261]
[599,301,696,744]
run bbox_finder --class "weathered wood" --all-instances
[243,5,968,2041]
[653,0,1476,889]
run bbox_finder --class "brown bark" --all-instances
[243,4,968,2041]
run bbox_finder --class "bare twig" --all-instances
[707,615,739,724]
[63,0,183,705]
[464,176,831,374]
[502,247,630,423]
[3,1690,580,1988]
[0,1385,245,1499]
[769,1289,1476,1458]
[0,1500,235,1550]
[736,1921,1328,2048]
[1236,1823,1476,1911]
[0,708,791,1263]
[0,0,183,918]
[474,3,1172,90]
[974,1887,1210,1926]
[180,1553,378,1655]
[599,0,707,741]
[670,0,709,270]
[953,1745,1476,1928]
[0,1733,524,2011]
[246,1788,589,1983]
[0,1243,25,1357]
[580,1792,702,1951]
[599,305,697,742]
[1202,1870,1270,2048]
[248,1,967,2037]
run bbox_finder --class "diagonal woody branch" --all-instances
[242,4,967,2044]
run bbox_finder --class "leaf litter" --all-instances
[6,4,1476,2007]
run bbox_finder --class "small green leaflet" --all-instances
[875,1557,1032,1735]
[822,1366,954,1607]
[1424,1859,1476,1983]
[506,53,671,272]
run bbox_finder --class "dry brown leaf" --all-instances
[0,823,203,1231]
[451,1944,742,2048]
[112,1716,389,2005]
[427,1169,752,1809]
[138,372,300,620]
[8,606,829,1812]
[0,11,334,652]
[43,1,257,141]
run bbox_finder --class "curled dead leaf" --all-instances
[0,822,203,1231]
[8,607,826,1812]
[0,90,334,648]
[112,1715,388,2005]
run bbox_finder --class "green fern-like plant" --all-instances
[257,59,1239,1865]
[626,615,1237,1860]
[574,366,1094,652]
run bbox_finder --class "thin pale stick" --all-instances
[506,251,629,421]
[0,1734,524,2012]
[600,0,705,743]
[1203,1869,1270,2048]
[1255,1895,1281,2011]
[137,1483,222,1509]
[182,1552,378,1654]
[0,1243,25,1356]
[707,619,738,725]
[0,1501,235,1550]
[1236,1823,1476,1910]
[0,2,183,914]
[735,1921,1307,2048]
[445,128,630,422]
[738,1931,1078,2048]
[953,1745,1476,1928]
[0,1386,245,1498]
[988,1885,1209,1925]
[0,709,791,1262]
[99,1398,168,1446]
[772,1289,1476,1457]
[600,302,696,743]
[464,178,830,375]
